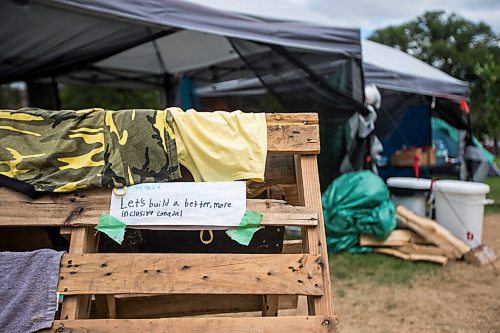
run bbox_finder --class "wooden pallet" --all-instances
[0,113,337,332]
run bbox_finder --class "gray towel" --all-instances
[0,249,64,333]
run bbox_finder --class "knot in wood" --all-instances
[55,323,65,333]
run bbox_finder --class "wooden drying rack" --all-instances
[0,113,337,332]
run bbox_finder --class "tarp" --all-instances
[322,170,396,253]
[432,118,495,163]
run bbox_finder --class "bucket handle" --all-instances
[483,199,495,205]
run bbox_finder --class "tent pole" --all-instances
[160,88,167,108]
[51,77,61,110]
[161,73,175,108]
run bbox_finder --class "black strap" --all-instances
[0,174,40,198]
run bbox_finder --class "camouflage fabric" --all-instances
[0,108,181,193]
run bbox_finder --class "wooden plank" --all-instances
[359,229,429,247]
[93,295,109,319]
[266,113,319,125]
[251,199,317,226]
[60,227,98,320]
[283,240,303,254]
[262,295,279,316]
[58,253,324,296]
[264,155,296,185]
[113,294,298,318]
[375,248,448,265]
[0,188,317,227]
[397,206,470,258]
[43,316,339,333]
[294,155,334,316]
[248,155,296,194]
[267,124,320,154]
[60,226,72,241]
[396,244,450,257]
[106,295,117,319]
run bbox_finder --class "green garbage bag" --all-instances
[322,170,396,253]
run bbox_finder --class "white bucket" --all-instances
[434,180,494,248]
[387,177,432,217]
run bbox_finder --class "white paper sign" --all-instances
[109,181,246,228]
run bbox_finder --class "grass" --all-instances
[484,176,500,214]
[330,252,439,287]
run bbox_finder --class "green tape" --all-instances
[96,213,126,244]
[226,210,263,246]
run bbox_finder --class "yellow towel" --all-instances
[168,108,267,182]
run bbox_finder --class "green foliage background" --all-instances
[59,85,161,110]
[369,11,500,138]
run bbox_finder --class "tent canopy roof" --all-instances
[362,40,469,98]
[0,0,361,85]
[183,0,351,28]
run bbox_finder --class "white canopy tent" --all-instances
[362,40,469,99]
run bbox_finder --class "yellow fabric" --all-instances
[168,108,267,182]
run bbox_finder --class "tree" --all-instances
[475,55,500,154]
[369,11,500,137]
[0,84,23,108]
[59,85,161,110]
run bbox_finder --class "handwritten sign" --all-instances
[109,181,246,229]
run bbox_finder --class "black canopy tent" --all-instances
[0,0,364,121]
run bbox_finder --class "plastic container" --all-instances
[434,180,494,248]
[434,139,448,165]
[387,177,432,217]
